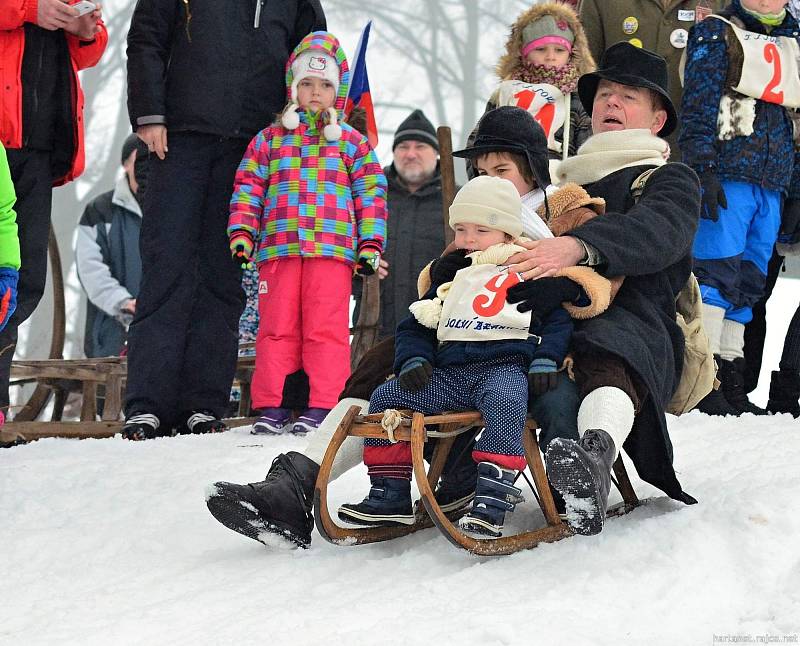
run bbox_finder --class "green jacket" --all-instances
[580,0,727,150]
[0,144,21,270]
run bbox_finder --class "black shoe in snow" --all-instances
[182,410,228,435]
[545,429,616,536]
[767,370,800,418]
[206,451,320,549]
[121,413,166,441]
[719,358,768,416]
[695,387,739,417]
[338,477,415,527]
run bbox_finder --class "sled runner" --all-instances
[314,405,642,556]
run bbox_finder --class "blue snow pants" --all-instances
[693,181,782,324]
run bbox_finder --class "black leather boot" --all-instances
[206,451,320,548]
[545,429,615,536]
[718,358,767,415]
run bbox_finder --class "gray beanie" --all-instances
[393,109,439,151]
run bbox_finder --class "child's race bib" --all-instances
[713,15,800,108]
[494,80,568,151]
[437,264,533,342]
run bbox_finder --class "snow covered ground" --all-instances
[2,280,799,645]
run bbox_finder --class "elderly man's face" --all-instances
[393,140,438,186]
[591,80,667,135]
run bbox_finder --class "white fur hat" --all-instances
[290,51,340,98]
[448,176,523,239]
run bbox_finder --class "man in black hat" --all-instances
[506,42,701,536]
[354,109,448,337]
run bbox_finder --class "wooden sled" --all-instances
[314,406,642,556]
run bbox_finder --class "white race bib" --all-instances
[713,15,800,108]
[437,264,533,342]
[494,80,568,151]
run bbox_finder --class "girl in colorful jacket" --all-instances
[228,31,387,436]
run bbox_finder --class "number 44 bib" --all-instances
[437,264,533,342]
[713,15,800,108]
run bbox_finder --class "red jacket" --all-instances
[0,0,108,186]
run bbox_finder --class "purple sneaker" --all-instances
[252,408,292,435]
[291,408,331,435]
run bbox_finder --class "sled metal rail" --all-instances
[314,406,641,556]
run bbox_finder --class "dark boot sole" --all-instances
[546,439,605,536]
[206,487,310,549]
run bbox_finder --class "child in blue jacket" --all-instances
[680,0,800,415]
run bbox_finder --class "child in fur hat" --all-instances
[228,31,387,436]
[484,2,596,165]
[338,175,612,538]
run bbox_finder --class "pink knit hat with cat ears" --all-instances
[281,50,342,141]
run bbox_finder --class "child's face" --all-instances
[525,43,571,69]
[296,77,336,113]
[453,222,508,252]
[474,152,536,196]
[740,0,787,12]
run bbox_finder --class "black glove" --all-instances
[397,357,433,392]
[429,249,471,285]
[698,171,727,222]
[779,200,800,245]
[506,276,581,327]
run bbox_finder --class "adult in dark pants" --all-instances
[123,0,326,439]
[0,0,107,421]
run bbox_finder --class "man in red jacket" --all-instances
[0,0,108,421]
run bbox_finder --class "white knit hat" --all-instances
[449,176,523,238]
[282,50,342,141]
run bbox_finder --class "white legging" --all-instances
[302,397,369,481]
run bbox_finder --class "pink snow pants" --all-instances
[252,257,352,409]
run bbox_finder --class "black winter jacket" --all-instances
[570,162,700,503]
[126,0,325,139]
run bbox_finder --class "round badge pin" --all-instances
[622,16,639,35]
[628,37,643,48]
[670,28,688,48]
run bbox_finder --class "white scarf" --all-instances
[521,186,556,241]
[554,129,668,186]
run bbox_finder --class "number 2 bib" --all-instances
[437,264,533,342]
[712,15,800,108]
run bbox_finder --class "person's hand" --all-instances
[137,124,168,160]
[698,171,727,222]
[0,268,19,334]
[528,359,559,395]
[37,0,78,30]
[779,200,800,245]
[506,275,582,324]
[121,298,136,314]
[397,357,433,392]
[377,258,389,280]
[504,237,585,280]
[429,248,471,285]
[356,247,381,276]
[230,232,255,269]
[63,2,103,40]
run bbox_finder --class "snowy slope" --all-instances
[2,282,800,645]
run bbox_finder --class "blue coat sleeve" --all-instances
[394,314,437,374]
[678,18,729,172]
[530,307,573,365]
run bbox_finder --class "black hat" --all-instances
[452,106,551,191]
[393,109,439,151]
[577,42,677,137]
[120,133,147,164]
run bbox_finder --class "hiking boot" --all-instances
[206,451,320,548]
[338,477,415,526]
[252,408,292,435]
[458,462,524,538]
[718,357,768,415]
[183,410,227,434]
[767,369,800,418]
[695,387,739,417]
[121,413,166,441]
[291,408,330,435]
[546,429,616,536]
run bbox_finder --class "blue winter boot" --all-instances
[458,462,524,538]
[338,477,414,527]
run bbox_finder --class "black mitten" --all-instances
[429,249,471,286]
[698,171,727,222]
[506,276,581,327]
